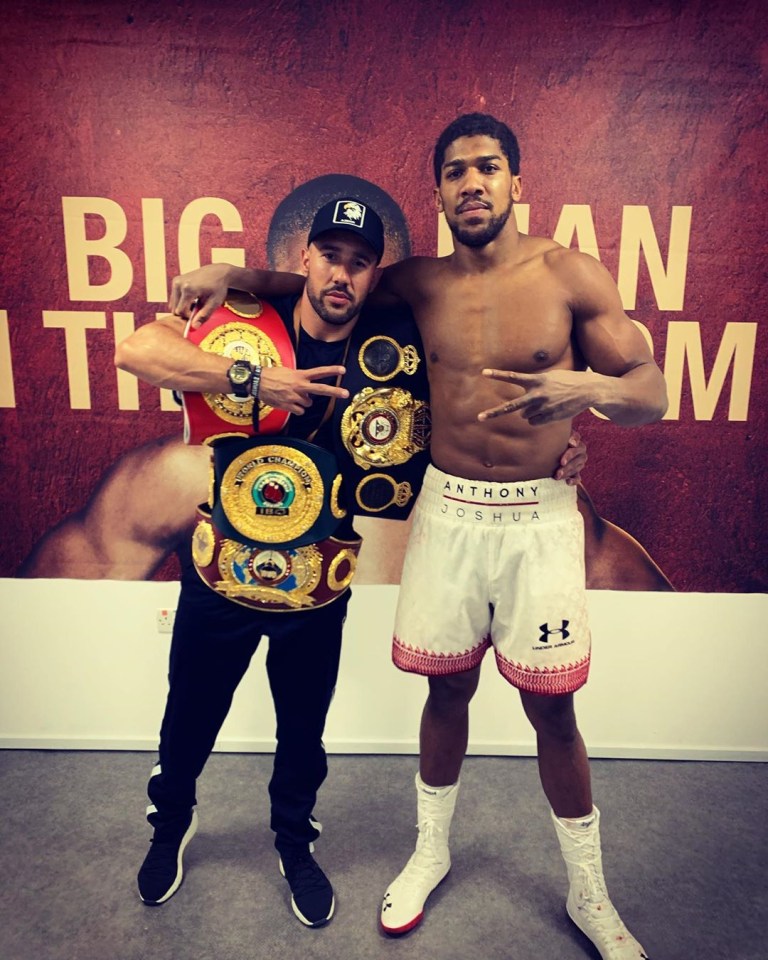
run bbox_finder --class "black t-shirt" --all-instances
[269,295,345,445]
[269,295,355,534]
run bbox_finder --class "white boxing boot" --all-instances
[552,807,650,959]
[380,772,459,935]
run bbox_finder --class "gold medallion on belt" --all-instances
[215,540,324,608]
[218,444,326,544]
[340,386,431,470]
[197,316,281,427]
[358,336,421,382]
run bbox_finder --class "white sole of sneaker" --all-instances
[292,895,335,928]
[139,808,199,906]
[278,858,335,928]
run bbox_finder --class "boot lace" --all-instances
[396,819,448,884]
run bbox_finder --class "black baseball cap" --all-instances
[307,197,385,262]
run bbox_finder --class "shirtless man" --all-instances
[371,114,666,959]
[173,114,666,958]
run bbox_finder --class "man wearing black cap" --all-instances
[115,197,385,928]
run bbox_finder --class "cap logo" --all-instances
[333,200,366,229]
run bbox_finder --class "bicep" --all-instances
[569,257,654,375]
[18,513,168,580]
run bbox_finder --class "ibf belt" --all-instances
[192,507,361,612]
[210,436,346,550]
[182,299,295,445]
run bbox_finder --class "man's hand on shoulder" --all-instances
[169,263,233,326]
[169,264,306,329]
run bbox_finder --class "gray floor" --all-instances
[0,751,765,960]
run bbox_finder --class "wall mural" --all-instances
[1,0,765,591]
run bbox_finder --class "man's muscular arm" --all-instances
[115,313,348,416]
[18,437,207,580]
[479,250,668,426]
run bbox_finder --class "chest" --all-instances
[420,267,575,373]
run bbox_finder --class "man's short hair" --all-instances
[433,113,521,183]
[267,174,411,270]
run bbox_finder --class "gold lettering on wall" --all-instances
[62,197,133,301]
[43,311,107,409]
[177,198,246,275]
[113,312,139,410]
[0,310,15,407]
[553,205,601,261]
[663,321,757,421]
[617,205,692,311]
[141,198,169,304]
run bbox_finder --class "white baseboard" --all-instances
[1,736,765,762]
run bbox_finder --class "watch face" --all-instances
[229,363,251,385]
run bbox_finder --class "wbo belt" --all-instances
[192,506,361,612]
[210,436,347,550]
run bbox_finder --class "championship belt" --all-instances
[334,302,431,520]
[181,298,295,445]
[192,506,361,612]
[210,436,347,550]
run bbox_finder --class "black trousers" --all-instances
[147,572,348,854]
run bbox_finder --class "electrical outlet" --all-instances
[156,608,176,633]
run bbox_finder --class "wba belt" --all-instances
[182,298,295,444]
[335,301,431,520]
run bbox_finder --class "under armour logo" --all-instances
[539,620,570,643]
[382,893,392,912]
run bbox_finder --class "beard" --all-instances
[449,197,513,248]
[305,282,362,327]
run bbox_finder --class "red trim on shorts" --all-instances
[494,652,590,695]
[392,636,491,676]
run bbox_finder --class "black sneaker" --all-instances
[137,808,198,904]
[279,848,335,927]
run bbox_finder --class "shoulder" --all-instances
[373,256,443,307]
[382,255,443,282]
[540,244,611,283]
[538,244,621,311]
[514,236,596,280]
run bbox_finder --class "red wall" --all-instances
[0,0,765,590]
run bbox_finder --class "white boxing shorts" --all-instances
[392,465,590,695]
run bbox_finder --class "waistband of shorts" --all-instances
[420,464,576,523]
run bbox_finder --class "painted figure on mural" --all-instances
[17,173,670,592]
[174,115,666,958]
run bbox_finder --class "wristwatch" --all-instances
[226,360,253,397]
